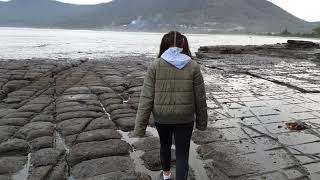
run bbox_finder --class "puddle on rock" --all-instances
[12,153,31,180]
[119,129,161,180]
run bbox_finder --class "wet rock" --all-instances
[99,93,121,101]
[111,86,126,93]
[57,94,98,103]
[111,113,136,121]
[110,108,136,116]
[0,91,6,100]
[192,128,225,144]
[47,161,67,180]
[85,117,117,131]
[28,97,53,104]
[113,117,136,132]
[71,156,134,179]
[0,109,15,118]
[105,104,132,113]
[0,118,29,126]
[133,137,160,151]
[5,112,34,118]
[15,122,54,140]
[57,118,92,136]
[81,172,151,180]
[56,111,102,122]
[68,139,130,166]
[0,126,19,143]
[141,149,162,171]
[76,129,121,143]
[128,86,142,94]
[0,175,10,180]
[2,80,30,92]
[65,134,77,145]
[31,114,54,122]
[90,86,114,94]
[0,138,29,156]
[102,98,123,106]
[29,165,52,180]
[18,103,48,113]
[31,148,64,168]
[3,97,23,104]
[41,104,55,114]
[30,136,53,151]
[56,105,102,114]
[0,156,27,174]
[64,87,91,94]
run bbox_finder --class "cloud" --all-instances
[268,0,320,21]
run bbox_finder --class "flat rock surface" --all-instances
[0,48,319,179]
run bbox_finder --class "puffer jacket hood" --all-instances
[160,47,191,69]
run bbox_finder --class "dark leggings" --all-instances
[155,121,194,180]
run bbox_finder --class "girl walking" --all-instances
[133,31,208,180]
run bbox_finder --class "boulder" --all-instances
[287,40,319,49]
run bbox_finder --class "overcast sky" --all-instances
[1,0,319,22]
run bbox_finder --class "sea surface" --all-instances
[0,27,320,60]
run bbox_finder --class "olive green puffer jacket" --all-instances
[133,58,208,136]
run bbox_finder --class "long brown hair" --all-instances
[158,31,192,58]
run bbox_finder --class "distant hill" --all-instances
[0,0,315,33]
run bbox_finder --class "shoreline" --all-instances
[1,26,319,40]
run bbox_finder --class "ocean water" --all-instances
[0,27,319,60]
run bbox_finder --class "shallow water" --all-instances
[1,27,319,60]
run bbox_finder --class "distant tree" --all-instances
[312,27,320,35]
